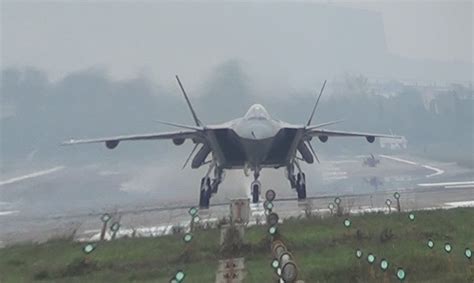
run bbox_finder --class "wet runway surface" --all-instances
[1,154,473,246]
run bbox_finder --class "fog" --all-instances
[1,1,473,214]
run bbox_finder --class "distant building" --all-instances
[380,136,408,150]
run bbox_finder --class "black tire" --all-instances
[199,187,207,208]
[252,184,259,203]
[199,177,211,209]
[297,183,307,200]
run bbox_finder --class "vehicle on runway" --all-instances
[363,154,380,167]
[63,77,399,208]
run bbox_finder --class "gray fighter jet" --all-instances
[63,76,399,208]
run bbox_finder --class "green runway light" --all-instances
[394,192,400,199]
[343,218,351,228]
[175,270,185,282]
[271,259,279,269]
[100,213,111,223]
[110,222,120,232]
[170,279,179,283]
[183,233,193,243]
[367,253,375,264]
[192,215,200,223]
[427,239,434,249]
[464,248,472,259]
[355,249,363,259]
[408,213,415,221]
[265,201,274,211]
[444,243,452,253]
[268,226,277,235]
[82,243,96,254]
[396,267,406,281]
[188,207,198,216]
[334,197,341,205]
[380,259,389,271]
[328,203,335,210]
[385,199,392,206]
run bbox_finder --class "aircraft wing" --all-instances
[306,129,401,140]
[61,130,199,148]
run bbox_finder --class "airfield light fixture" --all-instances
[265,201,274,211]
[192,215,200,224]
[408,213,415,221]
[188,207,198,216]
[271,259,279,269]
[393,192,400,200]
[175,270,186,282]
[444,243,452,253]
[265,189,276,202]
[82,243,96,254]
[343,218,351,228]
[328,203,335,210]
[268,212,280,226]
[464,248,472,260]
[281,261,298,282]
[269,226,278,236]
[183,233,193,243]
[334,197,341,205]
[100,213,111,223]
[380,259,389,271]
[385,199,392,206]
[396,267,406,282]
[427,239,434,249]
[170,279,178,283]
[367,253,376,264]
[276,267,282,276]
[355,249,363,259]
[110,222,120,232]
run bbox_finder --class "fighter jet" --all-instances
[63,76,400,208]
[363,154,380,167]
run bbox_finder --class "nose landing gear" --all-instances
[251,180,261,203]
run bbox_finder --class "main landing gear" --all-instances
[199,166,223,209]
[287,164,307,201]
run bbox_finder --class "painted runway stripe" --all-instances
[380,155,444,178]
[0,210,20,216]
[0,166,65,186]
[418,181,474,187]
[379,155,418,165]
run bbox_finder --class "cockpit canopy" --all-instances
[244,104,271,120]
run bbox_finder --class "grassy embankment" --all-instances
[1,208,473,282]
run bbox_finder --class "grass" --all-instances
[1,208,473,282]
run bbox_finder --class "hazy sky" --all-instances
[1,0,472,85]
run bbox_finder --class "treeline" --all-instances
[1,63,472,166]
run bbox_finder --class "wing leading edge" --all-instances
[306,128,401,143]
[61,130,199,149]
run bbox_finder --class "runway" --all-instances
[0,154,472,246]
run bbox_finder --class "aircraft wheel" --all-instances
[251,181,261,203]
[199,177,211,209]
[297,183,307,200]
